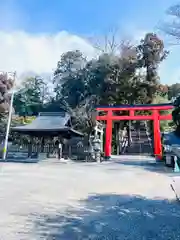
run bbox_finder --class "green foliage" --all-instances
[168,83,180,100]
[152,94,173,131]
[51,33,169,135]
[54,33,168,109]
[137,33,168,103]
[54,50,87,100]
[11,116,35,126]
[172,95,180,126]
[13,76,47,116]
[11,32,173,137]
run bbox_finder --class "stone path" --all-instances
[0,156,180,239]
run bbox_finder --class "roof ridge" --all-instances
[39,112,67,117]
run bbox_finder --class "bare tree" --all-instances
[89,27,134,54]
[71,95,98,137]
[160,4,180,44]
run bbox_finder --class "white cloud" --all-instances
[0,30,96,77]
[1,28,177,86]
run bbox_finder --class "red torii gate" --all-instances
[96,103,173,160]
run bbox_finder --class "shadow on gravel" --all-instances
[110,160,173,174]
[30,194,180,240]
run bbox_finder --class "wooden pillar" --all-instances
[28,136,33,158]
[41,137,45,153]
[153,110,162,160]
[105,110,113,159]
[68,142,71,159]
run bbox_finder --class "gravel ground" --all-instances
[0,156,180,240]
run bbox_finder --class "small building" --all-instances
[11,111,83,158]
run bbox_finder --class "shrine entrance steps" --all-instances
[121,123,154,156]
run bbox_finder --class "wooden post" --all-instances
[28,136,33,158]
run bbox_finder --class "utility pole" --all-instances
[2,72,16,160]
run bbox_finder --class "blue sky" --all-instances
[0,0,179,84]
[0,0,171,34]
